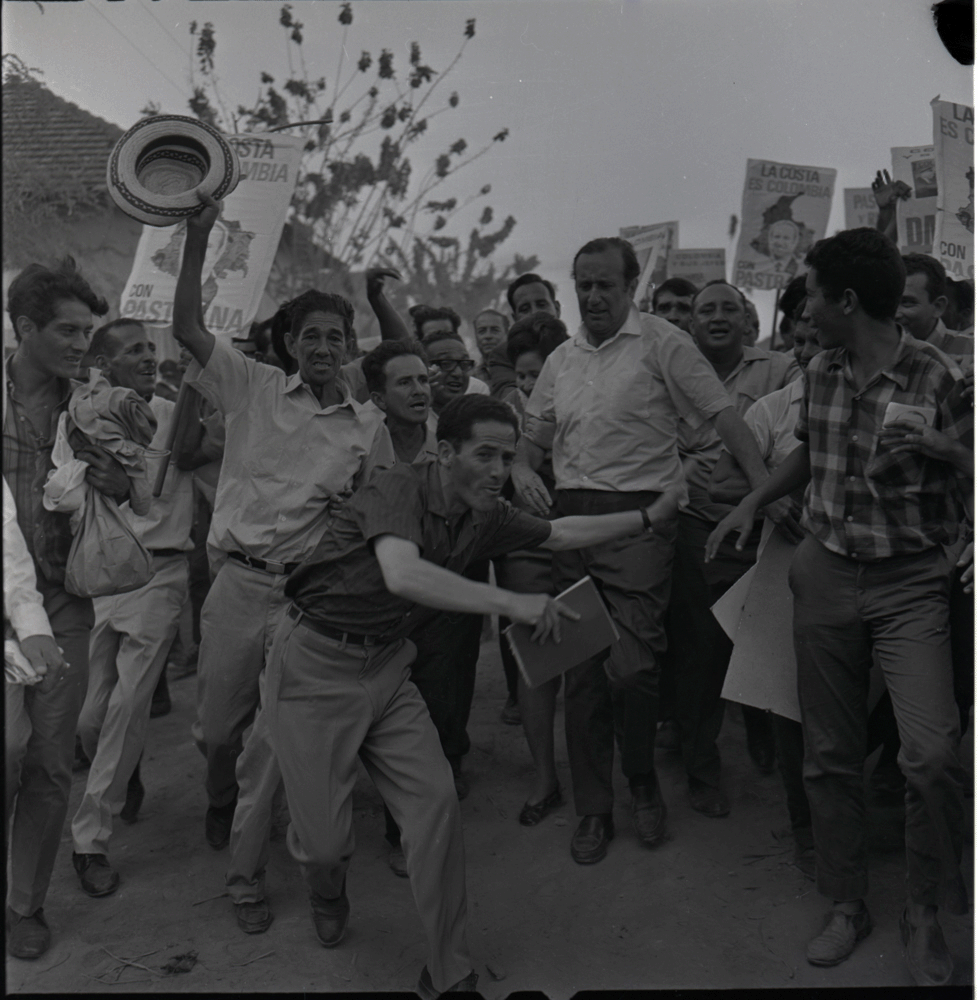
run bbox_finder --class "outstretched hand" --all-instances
[871,170,911,209]
[366,267,402,299]
[509,593,580,645]
[705,500,758,562]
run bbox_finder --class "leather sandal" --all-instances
[518,784,563,826]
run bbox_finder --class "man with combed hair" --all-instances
[511,237,771,865]
[69,319,195,895]
[897,253,974,363]
[3,257,130,959]
[471,308,509,386]
[709,228,971,986]
[651,276,698,333]
[172,194,395,936]
[268,392,682,998]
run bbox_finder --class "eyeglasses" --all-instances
[429,359,475,374]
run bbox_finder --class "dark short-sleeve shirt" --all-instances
[286,461,552,640]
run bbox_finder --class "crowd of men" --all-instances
[3,178,974,993]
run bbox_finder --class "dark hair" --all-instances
[572,238,640,285]
[474,308,510,332]
[7,256,108,341]
[288,289,355,341]
[651,277,698,310]
[692,279,749,311]
[902,253,948,304]
[777,273,809,328]
[361,339,428,396]
[506,273,557,314]
[420,328,464,350]
[436,393,519,450]
[505,311,569,365]
[269,302,298,375]
[804,228,905,322]
[88,318,146,362]
[408,304,461,338]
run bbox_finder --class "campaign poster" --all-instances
[119,134,304,335]
[619,222,678,306]
[733,159,836,292]
[932,99,974,280]
[666,248,726,286]
[843,188,879,231]
[891,145,938,255]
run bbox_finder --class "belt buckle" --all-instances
[264,558,287,574]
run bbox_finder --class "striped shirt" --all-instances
[795,329,971,561]
[2,366,77,586]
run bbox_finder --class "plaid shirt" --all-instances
[795,329,971,561]
[3,367,78,586]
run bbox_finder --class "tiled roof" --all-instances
[3,77,123,195]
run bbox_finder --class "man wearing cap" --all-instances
[172,195,395,935]
[511,237,771,865]
[267,392,682,998]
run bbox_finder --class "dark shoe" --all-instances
[311,887,350,948]
[120,764,145,825]
[72,852,120,897]
[631,782,668,847]
[389,844,409,878]
[900,908,953,986]
[449,758,469,801]
[6,908,51,960]
[73,735,90,772]
[806,904,873,966]
[688,780,730,818]
[655,719,681,751]
[205,799,237,850]
[417,963,479,998]
[518,784,563,827]
[747,737,776,774]
[570,813,614,864]
[235,899,274,935]
[500,695,521,726]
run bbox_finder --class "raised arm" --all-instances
[366,268,412,343]
[712,406,769,491]
[172,193,220,368]
[708,450,753,505]
[374,534,578,643]
[705,442,811,560]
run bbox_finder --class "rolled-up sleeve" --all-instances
[522,353,558,450]
[475,503,553,562]
[3,477,53,641]
[657,334,731,431]
[184,338,266,418]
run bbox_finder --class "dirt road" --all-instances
[7,636,974,995]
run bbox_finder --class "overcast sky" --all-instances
[3,0,973,328]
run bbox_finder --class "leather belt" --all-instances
[149,548,187,558]
[229,551,299,575]
[287,604,376,646]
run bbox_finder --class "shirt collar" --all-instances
[574,303,644,350]
[283,371,358,411]
[722,344,768,382]
[824,326,913,390]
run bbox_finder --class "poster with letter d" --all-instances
[733,159,836,292]
[932,98,974,280]
[119,134,304,335]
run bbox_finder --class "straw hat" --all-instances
[106,115,241,227]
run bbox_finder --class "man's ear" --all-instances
[841,289,859,315]
[14,315,35,342]
[283,331,298,361]
[437,438,456,468]
[626,278,640,302]
[932,294,949,319]
[554,300,561,318]
[370,390,389,414]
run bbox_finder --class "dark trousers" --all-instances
[385,562,486,847]
[552,490,676,817]
[6,583,94,916]
[663,512,762,788]
[790,536,964,907]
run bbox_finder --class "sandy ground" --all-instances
[7,634,974,996]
